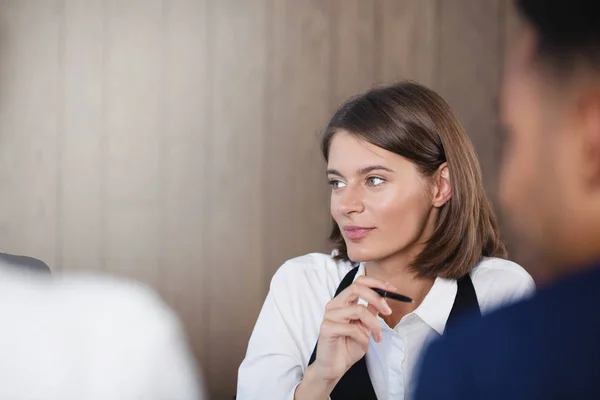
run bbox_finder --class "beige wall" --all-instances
[0,1,521,398]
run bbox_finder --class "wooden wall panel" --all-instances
[161,0,210,371]
[207,0,268,396]
[377,0,438,86]
[0,0,62,269]
[62,0,104,272]
[265,0,332,280]
[331,0,376,104]
[438,0,504,201]
[0,1,520,398]
[104,0,163,286]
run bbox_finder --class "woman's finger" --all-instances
[325,304,383,342]
[320,320,371,352]
[366,303,379,315]
[327,282,393,316]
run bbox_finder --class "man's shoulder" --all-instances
[450,294,539,346]
[452,266,600,349]
[0,269,202,399]
[417,268,600,399]
[427,277,596,372]
[0,270,183,346]
[416,297,546,399]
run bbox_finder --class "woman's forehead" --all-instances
[327,132,414,174]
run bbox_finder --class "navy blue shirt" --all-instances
[414,263,600,400]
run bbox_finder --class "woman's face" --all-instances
[327,130,440,263]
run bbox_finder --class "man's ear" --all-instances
[432,162,452,208]
[575,88,600,190]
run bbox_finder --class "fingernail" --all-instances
[384,304,392,315]
[385,282,397,291]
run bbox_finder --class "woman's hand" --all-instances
[294,276,395,400]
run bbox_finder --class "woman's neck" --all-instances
[364,253,435,308]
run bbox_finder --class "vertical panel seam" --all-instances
[373,0,382,84]
[56,0,66,272]
[202,0,214,389]
[155,0,172,294]
[433,0,441,89]
[328,0,337,111]
[497,0,507,168]
[100,0,108,272]
[156,0,168,295]
[261,0,274,299]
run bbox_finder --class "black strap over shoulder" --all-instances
[308,266,377,399]
[307,266,480,400]
[445,271,482,335]
[335,266,361,296]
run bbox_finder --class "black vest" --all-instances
[307,266,481,400]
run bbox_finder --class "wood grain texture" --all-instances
[161,0,210,373]
[104,0,163,286]
[377,0,438,87]
[437,0,504,201]
[61,0,104,272]
[0,1,520,397]
[264,0,332,285]
[331,0,377,105]
[0,0,62,269]
[207,0,268,396]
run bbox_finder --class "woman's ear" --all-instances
[432,163,452,207]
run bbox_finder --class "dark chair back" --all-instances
[0,253,51,274]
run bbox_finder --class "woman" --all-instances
[237,82,534,400]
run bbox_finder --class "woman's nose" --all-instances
[336,186,365,215]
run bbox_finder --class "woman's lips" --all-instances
[343,226,374,239]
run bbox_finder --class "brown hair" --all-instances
[322,81,507,280]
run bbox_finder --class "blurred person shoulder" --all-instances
[415,266,600,399]
[0,266,205,400]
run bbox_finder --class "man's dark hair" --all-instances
[517,0,600,75]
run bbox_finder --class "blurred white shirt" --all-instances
[237,253,535,400]
[0,264,205,400]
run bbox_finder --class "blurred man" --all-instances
[414,0,600,399]
[0,264,205,400]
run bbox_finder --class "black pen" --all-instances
[373,288,413,303]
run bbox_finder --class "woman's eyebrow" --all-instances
[326,165,394,177]
[357,165,394,175]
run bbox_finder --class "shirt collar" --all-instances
[353,263,457,335]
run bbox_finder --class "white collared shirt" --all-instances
[237,253,535,400]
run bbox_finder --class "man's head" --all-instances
[500,0,600,281]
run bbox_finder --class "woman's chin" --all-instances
[346,248,378,263]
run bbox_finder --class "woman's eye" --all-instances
[367,177,385,186]
[329,180,346,190]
